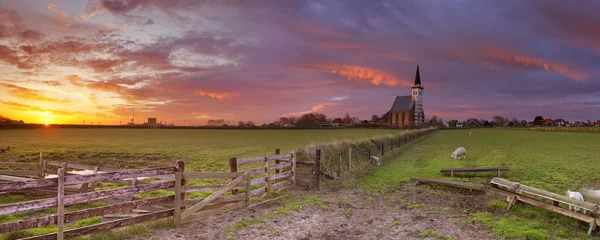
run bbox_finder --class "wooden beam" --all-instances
[272,180,293,191]
[0,196,173,233]
[183,172,244,179]
[21,209,174,240]
[0,181,174,215]
[271,162,292,171]
[491,177,600,213]
[270,171,293,182]
[181,174,245,220]
[241,166,266,176]
[441,167,509,173]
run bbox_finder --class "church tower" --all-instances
[412,65,424,126]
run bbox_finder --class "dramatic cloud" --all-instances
[1,0,600,125]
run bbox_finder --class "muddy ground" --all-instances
[141,183,500,240]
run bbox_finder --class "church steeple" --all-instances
[414,65,421,86]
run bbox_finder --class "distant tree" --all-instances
[492,116,506,126]
[297,113,328,127]
[237,121,246,127]
[332,118,344,124]
[511,117,519,123]
[246,121,256,127]
[533,116,544,126]
[344,113,350,119]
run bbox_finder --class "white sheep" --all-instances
[469,132,473,136]
[567,189,586,214]
[370,156,381,166]
[450,147,467,160]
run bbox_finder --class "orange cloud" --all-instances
[47,3,57,12]
[491,52,589,81]
[328,65,412,87]
[195,89,240,100]
[282,102,336,117]
[0,83,71,103]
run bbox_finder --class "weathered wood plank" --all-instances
[185,185,244,193]
[241,167,266,176]
[21,209,174,240]
[184,194,246,207]
[250,177,266,186]
[245,172,251,206]
[410,178,485,191]
[441,167,509,173]
[0,196,172,233]
[490,187,600,226]
[174,172,183,227]
[181,174,245,220]
[267,153,293,161]
[296,161,315,165]
[183,172,244,179]
[490,177,600,213]
[271,162,292,171]
[250,187,266,197]
[181,201,245,224]
[236,157,266,165]
[272,180,293,191]
[57,168,65,240]
[0,166,176,192]
[0,181,174,215]
[270,171,293,182]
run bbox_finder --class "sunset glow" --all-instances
[1,1,600,125]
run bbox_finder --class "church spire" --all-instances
[414,65,421,86]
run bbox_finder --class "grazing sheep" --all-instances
[370,156,381,166]
[469,132,473,136]
[567,189,586,214]
[450,147,467,160]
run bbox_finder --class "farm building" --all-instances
[382,65,425,128]
[457,122,464,128]
[481,120,492,127]
[554,119,565,126]
[465,119,480,127]
[504,120,517,127]
[520,120,528,126]
[533,116,544,126]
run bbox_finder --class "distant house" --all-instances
[465,119,480,128]
[457,122,464,128]
[481,120,492,127]
[564,120,570,126]
[520,120,528,126]
[597,120,600,126]
[343,117,353,125]
[504,120,517,127]
[554,119,565,126]
[448,120,458,128]
[533,116,545,126]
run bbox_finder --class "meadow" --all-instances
[0,128,402,171]
[360,128,600,239]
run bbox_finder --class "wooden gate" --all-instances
[174,171,250,225]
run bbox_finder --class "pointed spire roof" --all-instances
[414,65,421,86]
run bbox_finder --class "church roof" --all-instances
[390,95,414,112]
[414,65,421,85]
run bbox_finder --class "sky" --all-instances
[1,0,600,125]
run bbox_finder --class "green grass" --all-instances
[0,128,402,171]
[359,129,600,239]
[418,229,456,240]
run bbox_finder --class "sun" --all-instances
[45,120,49,126]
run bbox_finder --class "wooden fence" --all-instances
[229,149,296,198]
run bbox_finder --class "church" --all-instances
[381,65,425,128]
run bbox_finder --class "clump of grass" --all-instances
[70,216,102,229]
[418,229,455,240]
[344,209,352,217]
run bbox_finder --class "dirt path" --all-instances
[140,184,498,240]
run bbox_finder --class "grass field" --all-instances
[360,128,600,239]
[0,128,401,171]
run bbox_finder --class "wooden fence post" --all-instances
[314,149,321,190]
[38,152,45,178]
[291,151,297,187]
[174,160,185,227]
[274,148,281,174]
[57,168,65,240]
[265,157,271,193]
[90,166,99,192]
[348,148,352,172]
[229,157,238,195]
[337,151,342,177]
[245,172,251,206]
